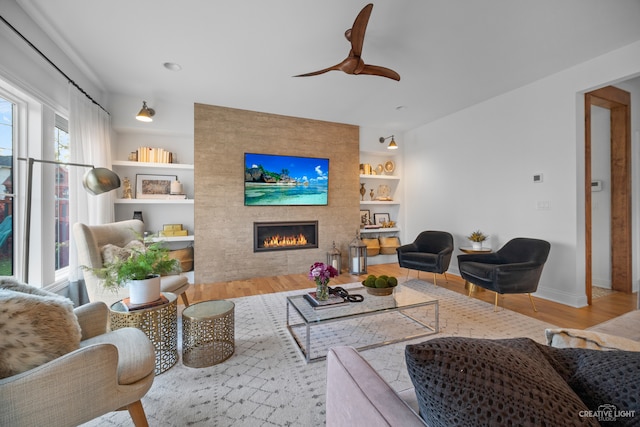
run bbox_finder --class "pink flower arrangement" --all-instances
[308,262,338,285]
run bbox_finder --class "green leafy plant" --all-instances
[362,274,398,289]
[467,230,488,242]
[90,237,180,291]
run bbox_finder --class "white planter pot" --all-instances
[471,241,482,250]
[128,275,161,305]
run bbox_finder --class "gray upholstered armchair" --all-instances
[73,219,190,308]
[457,237,551,311]
[0,301,155,427]
[396,231,454,286]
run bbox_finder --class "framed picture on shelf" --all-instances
[373,213,390,226]
[360,210,371,226]
[135,174,177,199]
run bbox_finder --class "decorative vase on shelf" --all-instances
[370,189,375,200]
[316,280,330,301]
[128,275,161,305]
[360,183,366,201]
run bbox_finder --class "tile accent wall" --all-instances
[194,103,360,283]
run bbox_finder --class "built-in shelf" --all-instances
[115,198,194,205]
[360,227,400,234]
[359,174,400,180]
[112,160,194,170]
[360,201,400,205]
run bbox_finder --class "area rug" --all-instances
[592,285,617,299]
[81,279,557,427]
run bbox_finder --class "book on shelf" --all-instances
[159,229,188,237]
[304,292,348,309]
[121,294,169,311]
[136,146,174,164]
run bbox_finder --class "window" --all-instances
[0,97,14,276]
[54,115,70,270]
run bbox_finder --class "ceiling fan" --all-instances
[294,3,400,81]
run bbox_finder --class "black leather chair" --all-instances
[457,237,551,311]
[396,231,454,286]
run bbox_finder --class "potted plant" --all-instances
[467,230,488,250]
[91,237,180,304]
[362,274,398,296]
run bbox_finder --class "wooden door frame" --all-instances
[585,86,632,305]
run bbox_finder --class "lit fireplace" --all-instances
[254,221,318,252]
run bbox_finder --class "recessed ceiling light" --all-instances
[163,62,182,72]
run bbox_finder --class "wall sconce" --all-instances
[379,135,398,150]
[136,101,155,122]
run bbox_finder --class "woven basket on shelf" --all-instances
[362,238,380,257]
[379,236,400,255]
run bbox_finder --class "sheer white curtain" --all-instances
[68,85,115,283]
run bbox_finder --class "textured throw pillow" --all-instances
[0,278,81,378]
[405,337,599,427]
[540,345,640,427]
[100,240,146,265]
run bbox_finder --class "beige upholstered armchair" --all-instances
[73,219,190,307]
[0,301,155,427]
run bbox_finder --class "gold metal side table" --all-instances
[182,300,235,368]
[109,292,178,375]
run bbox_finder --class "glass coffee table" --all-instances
[286,284,439,362]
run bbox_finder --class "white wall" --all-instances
[402,40,640,307]
[0,0,106,114]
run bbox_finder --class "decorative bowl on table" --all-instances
[362,274,398,296]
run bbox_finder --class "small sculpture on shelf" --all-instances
[370,189,375,200]
[122,177,133,199]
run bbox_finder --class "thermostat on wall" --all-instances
[591,180,603,192]
[533,173,543,183]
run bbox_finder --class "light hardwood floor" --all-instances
[185,263,638,330]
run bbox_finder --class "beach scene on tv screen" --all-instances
[244,153,329,205]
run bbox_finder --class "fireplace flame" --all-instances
[263,233,308,248]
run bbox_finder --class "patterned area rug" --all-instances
[592,286,616,299]
[82,279,557,427]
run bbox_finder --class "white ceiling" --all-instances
[16,0,640,131]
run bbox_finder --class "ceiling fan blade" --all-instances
[293,63,342,77]
[358,64,401,81]
[349,3,373,57]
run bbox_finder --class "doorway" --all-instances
[585,86,632,305]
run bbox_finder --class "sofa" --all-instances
[326,309,640,427]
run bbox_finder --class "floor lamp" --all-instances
[18,157,121,283]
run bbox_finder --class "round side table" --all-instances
[110,292,178,375]
[182,300,235,368]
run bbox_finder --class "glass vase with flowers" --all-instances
[308,262,339,301]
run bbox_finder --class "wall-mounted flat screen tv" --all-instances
[244,153,329,206]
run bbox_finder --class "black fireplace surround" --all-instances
[254,221,318,252]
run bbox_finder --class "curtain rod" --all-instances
[0,14,109,115]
